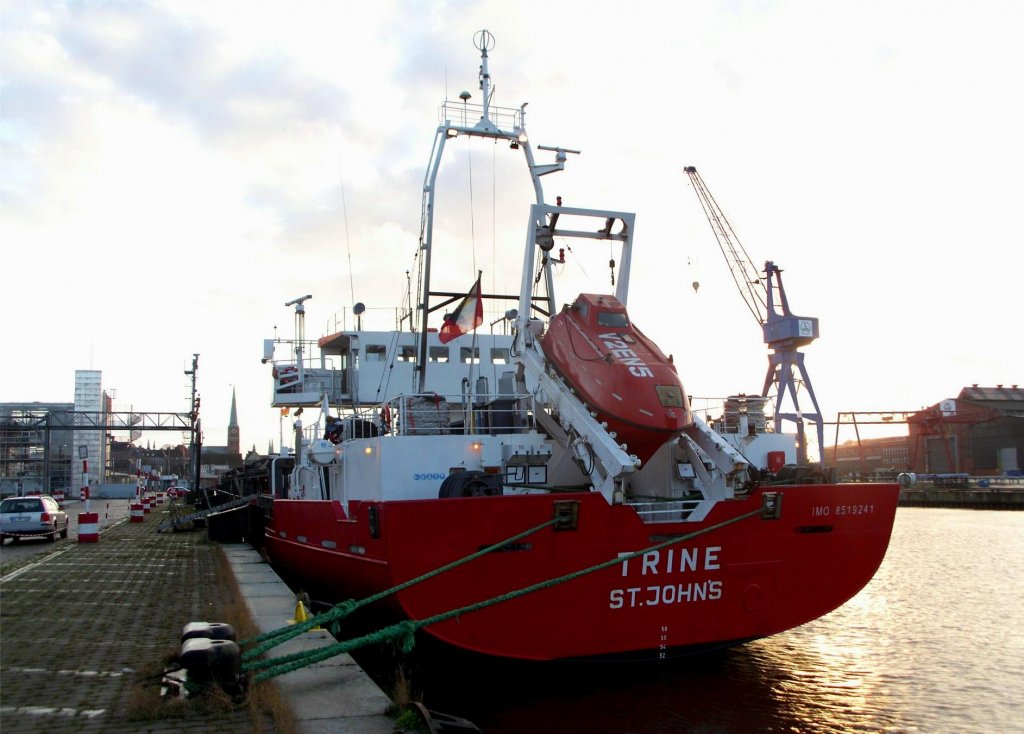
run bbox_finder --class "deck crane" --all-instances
[683,166,824,465]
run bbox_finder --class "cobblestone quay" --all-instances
[0,500,288,733]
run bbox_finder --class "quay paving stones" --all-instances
[0,499,277,733]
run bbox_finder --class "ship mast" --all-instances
[414,30,578,392]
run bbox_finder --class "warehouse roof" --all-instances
[958,385,1024,416]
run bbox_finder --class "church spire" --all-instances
[227,387,240,460]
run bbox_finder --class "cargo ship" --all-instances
[256,30,899,663]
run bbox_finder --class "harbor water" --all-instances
[398,508,1024,733]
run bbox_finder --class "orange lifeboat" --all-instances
[541,293,692,463]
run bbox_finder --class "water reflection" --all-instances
[366,624,908,733]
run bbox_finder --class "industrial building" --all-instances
[824,434,911,479]
[0,370,109,496]
[907,385,1024,476]
[2,373,240,497]
[0,402,76,496]
[825,385,1024,478]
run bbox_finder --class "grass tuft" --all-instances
[213,543,299,734]
[122,540,299,733]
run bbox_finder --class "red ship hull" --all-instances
[262,482,898,662]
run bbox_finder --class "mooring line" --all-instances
[247,505,765,681]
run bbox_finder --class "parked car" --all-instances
[0,495,70,543]
[167,486,189,499]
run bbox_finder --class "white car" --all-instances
[0,495,70,543]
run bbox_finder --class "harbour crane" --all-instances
[684,166,824,465]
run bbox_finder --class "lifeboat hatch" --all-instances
[553,500,580,531]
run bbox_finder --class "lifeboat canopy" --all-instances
[541,293,692,463]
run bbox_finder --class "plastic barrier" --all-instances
[78,512,99,543]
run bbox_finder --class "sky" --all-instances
[2,0,1021,455]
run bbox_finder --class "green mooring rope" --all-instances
[240,516,560,660]
[245,505,764,682]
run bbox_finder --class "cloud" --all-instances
[2,0,1022,451]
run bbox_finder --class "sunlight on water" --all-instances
[743,508,1024,734]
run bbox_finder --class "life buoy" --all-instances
[380,403,392,433]
[274,365,299,385]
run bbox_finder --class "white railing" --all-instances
[439,100,522,132]
[312,392,537,440]
[271,358,346,402]
[384,391,536,437]
[625,499,704,523]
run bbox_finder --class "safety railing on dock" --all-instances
[894,472,1024,489]
[157,495,253,532]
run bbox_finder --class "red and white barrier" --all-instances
[82,458,90,512]
[131,502,144,523]
[78,512,99,543]
[142,497,151,513]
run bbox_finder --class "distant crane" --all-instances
[684,166,824,465]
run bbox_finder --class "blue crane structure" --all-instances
[684,166,824,465]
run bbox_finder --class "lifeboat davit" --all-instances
[541,293,692,463]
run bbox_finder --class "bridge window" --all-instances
[429,347,450,363]
[397,346,417,363]
[366,345,387,362]
[490,348,510,365]
[460,347,480,364]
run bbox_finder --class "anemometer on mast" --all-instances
[684,166,824,465]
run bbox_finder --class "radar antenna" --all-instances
[285,295,312,385]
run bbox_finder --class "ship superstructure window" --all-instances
[429,347,450,363]
[366,345,387,362]
[491,348,510,365]
[460,347,480,364]
[655,385,685,408]
[597,311,629,328]
[398,346,417,362]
